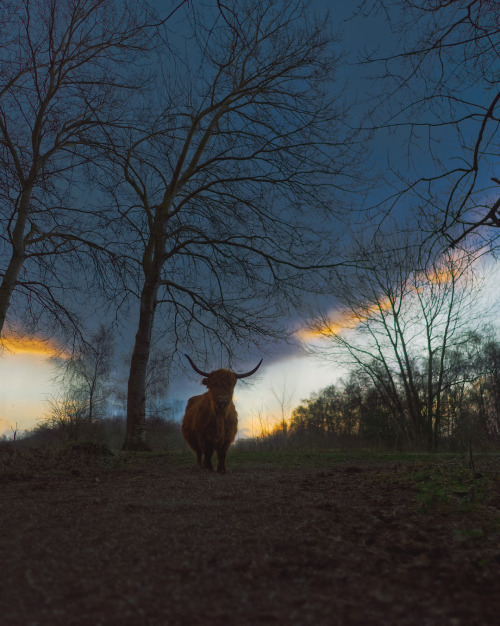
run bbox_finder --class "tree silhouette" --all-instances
[98,0,357,449]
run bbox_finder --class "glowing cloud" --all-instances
[297,297,393,342]
[0,335,66,435]
[0,335,64,357]
[295,310,358,342]
[296,248,474,344]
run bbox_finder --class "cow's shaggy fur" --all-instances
[181,369,239,473]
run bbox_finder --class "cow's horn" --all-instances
[235,359,263,379]
[184,354,210,377]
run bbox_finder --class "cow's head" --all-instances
[184,354,263,411]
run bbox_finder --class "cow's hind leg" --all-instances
[216,447,228,473]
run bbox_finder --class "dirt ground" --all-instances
[1,449,499,626]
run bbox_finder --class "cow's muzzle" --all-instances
[216,395,231,409]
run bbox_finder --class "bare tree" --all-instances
[357,0,500,249]
[306,233,483,449]
[271,382,295,438]
[0,0,187,340]
[98,0,357,449]
[56,325,114,422]
[46,324,115,439]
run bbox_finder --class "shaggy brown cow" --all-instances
[181,354,262,473]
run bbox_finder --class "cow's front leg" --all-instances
[203,444,214,470]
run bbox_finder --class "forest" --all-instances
[287,330,500,451]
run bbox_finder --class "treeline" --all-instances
[2,415,183,454]
[286,331,500,451]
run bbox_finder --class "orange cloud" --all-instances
[426,267,454,285]
[296,311,355,342]
[297,297,394,342]
[297,249,471,343]
[0,335,64,357]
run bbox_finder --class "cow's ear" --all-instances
[202,377,208,386]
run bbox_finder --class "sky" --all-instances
[0,1,498,440]
[0,338,61,437]
[0,329,344,439]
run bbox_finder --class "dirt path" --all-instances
[1,453,499,625]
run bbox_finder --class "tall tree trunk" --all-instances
[0,187,33,335]
[121,191,171,450]
[0,255,24,333]
[123,270,160,450]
